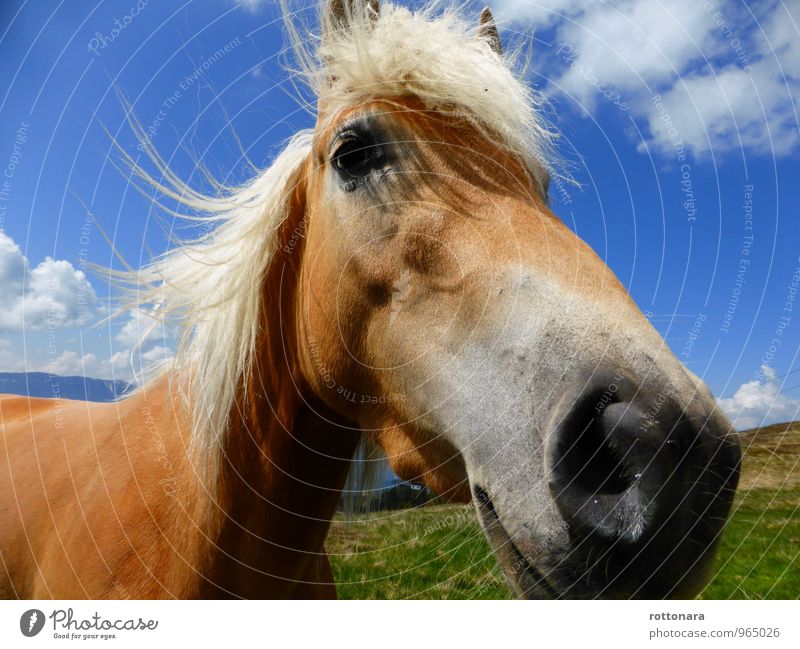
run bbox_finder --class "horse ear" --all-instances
[323,0,379,84]
[478,7,503,55]
[326,0,380,31]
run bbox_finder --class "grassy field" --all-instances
[326,422,800,599]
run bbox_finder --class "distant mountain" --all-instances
[0,372,131,402]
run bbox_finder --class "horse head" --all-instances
[134,0,740,599]
[279,0,741,599]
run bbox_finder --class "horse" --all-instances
[0,0,740,599]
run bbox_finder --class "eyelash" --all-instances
[331,129,386,185]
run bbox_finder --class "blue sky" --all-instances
[0,0,798,429]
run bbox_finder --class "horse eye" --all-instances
[332,137,385,180]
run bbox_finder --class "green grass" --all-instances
[699,486,800,599]
[327,422,800,599]
[327,505,510,599]
[700,421,800,599]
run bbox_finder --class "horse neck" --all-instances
[199,389,359,598]
[197,188,360,597]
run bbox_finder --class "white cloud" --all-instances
[42,350,105,378]
[488,0,595,28]
[718,365,800,430]
[0,230,96,332]
[140,345,174,364]
[552,0,722,102]
[639,57,800,157]
[106,344,174,383]
[491,0,800,158]
[115,308,169,348]
[233,0,268,13]
[0,339,26,372]
[39,343,174,383]
[761,0,800,74]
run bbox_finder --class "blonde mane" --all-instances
[292,0,554,193]
[121,2,556,483]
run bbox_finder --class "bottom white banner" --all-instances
[0,600,796,648]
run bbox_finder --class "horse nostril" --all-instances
[549,377,672,544]
[555,404,634,497]
[545,371,740,596]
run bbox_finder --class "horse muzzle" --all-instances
[473,369,741,599]
[542,370,741,598]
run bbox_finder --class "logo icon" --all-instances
[20,609,45,637]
